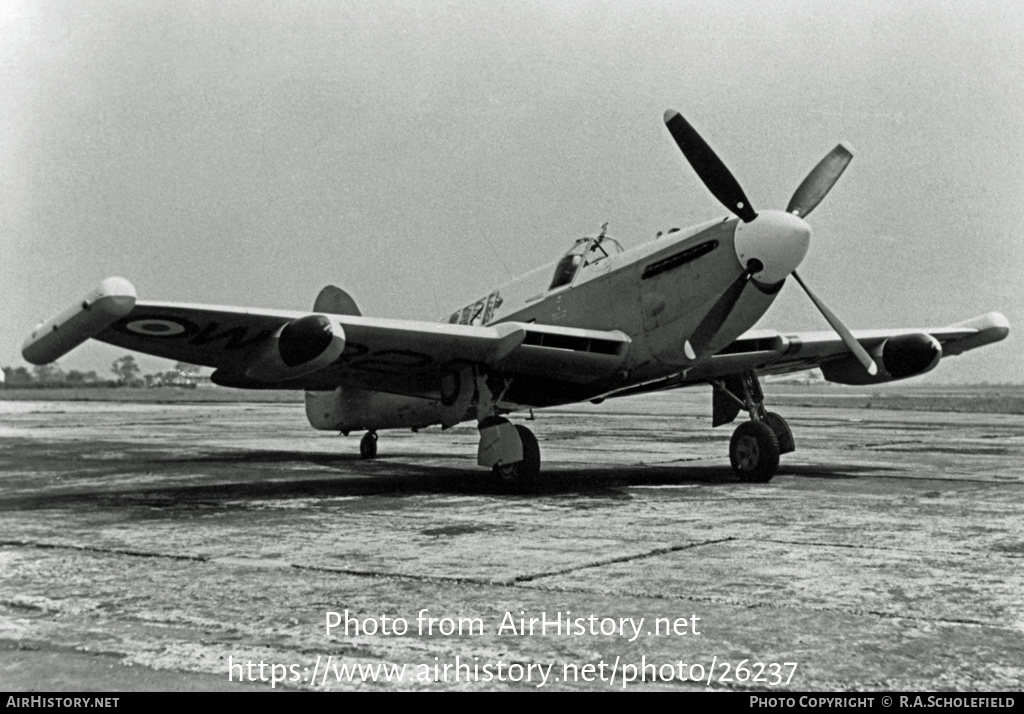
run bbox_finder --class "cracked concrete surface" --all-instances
[0,390,1022,691]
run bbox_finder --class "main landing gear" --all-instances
[359,430,378,459]
[712,372,794,483]
[492,423,540,492]
[478,417,540,493]
[356,420,541,492]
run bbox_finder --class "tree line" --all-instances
[2,356,202,389]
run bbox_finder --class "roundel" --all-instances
[122,318,191,337]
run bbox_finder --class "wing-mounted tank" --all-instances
[821,333,942,385]
[244,314,346,382]
[306,367,478,433]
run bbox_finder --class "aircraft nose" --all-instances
[733,209,811,284]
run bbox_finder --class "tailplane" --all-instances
[314,285,361,316]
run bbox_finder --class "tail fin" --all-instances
[314,285,361,316]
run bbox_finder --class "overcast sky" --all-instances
[2,0,1021,384]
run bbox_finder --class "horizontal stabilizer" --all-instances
[314,285,361,316]
[22,278,137,365]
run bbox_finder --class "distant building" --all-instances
[160,368,214,388]
[765,368,826,385]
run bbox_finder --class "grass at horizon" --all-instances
[3,383,1024,414]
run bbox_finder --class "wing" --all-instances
[22,278,632,398]
[608,312,1009,400]
[713,312,1009,383]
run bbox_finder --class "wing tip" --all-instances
[99,276,137,300]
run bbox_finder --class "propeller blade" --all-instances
[786,143,854,218]
[792,270,878,375]
[685,264,756,359]
[664,110,757,223]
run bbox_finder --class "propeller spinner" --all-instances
[664,109,876,375]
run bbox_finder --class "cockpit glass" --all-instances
[583,237,623,266]
[548,237,624,290]
[548,240,589,290]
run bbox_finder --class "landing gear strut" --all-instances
[359,430,378,459]
[470,369,542,493]
[713,372,794,482]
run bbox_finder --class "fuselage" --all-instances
[444,216,784,406]
[310,212,805,431]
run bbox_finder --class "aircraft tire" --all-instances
[763,411,795,454]
[359,431,378,459]
[492,424,540,493]
[730,420,779,483]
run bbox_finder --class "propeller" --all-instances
[684,258,762,360]
[786,143,854,218]
[791,271,878,375]
[663,109,876,374]
[664,110,757,223]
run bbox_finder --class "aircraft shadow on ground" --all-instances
[783,464,899,480]
[0,450,891,513]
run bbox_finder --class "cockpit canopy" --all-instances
[548,235,624,290]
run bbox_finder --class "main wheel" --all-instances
[492,424,541,493]
[729,420,780,483]
[359,431,378,459]
[763,411,795,455]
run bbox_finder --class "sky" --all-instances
[2,0,1022,384]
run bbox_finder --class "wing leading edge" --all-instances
[607,312,1009,400]
[22,278,1007,401]
[22,278,632,396]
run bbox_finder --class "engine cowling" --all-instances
[244,314,345,382]
[822,333,942,385]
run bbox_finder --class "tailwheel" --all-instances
[359,431,378,459]
[493,424,540,493]
[729,420,780,483]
